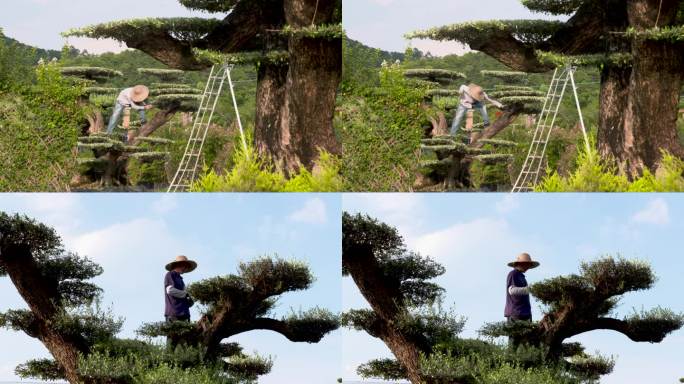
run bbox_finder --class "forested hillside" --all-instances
[0,31,257,191]
[338,38,684,192]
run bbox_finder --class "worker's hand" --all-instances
[144,104,153,110]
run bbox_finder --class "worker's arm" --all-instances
[130,101,147,111]
[508,285,529,296]
[166,285,188,298]
[483,92,504,108]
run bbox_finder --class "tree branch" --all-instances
[204,0,285,53]
[234,317,331,343]
[574,316,679,343]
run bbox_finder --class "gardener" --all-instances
[504,252,539,322]
[106,85,153,137]
[450,83,504,136]
[164,255,196,322]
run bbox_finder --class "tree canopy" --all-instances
[63,0,344,173]
[407,0,684,177]
[342,212,684,383]
[0,212,339,384]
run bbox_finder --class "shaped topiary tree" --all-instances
[64,0,343,173]
[128,67,201,142]
[482,257,684,373]
[59,66,123,133]
[342,212,684,383]
[342,212,448,383]
[408,1,684,177]
[0,212,339,384]
[72,67,206,189]
[412,69,531,190]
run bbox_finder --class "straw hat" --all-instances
[165,255,197,272]
[467,83,484,102]
[507,253,540,269]
[131,85,150,103]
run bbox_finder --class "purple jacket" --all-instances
[164,271,190,318]
[504,269,531,318]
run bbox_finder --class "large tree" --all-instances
[342,212,684,383]
[408,1,684,177]
[65,0,343,173]
[414,69,541,190]
[0,212,339,384]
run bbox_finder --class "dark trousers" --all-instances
[506,315,532,322]
[165,314,190,349]
[165,314,190,322]
[506,315,532,348]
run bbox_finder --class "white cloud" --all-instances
[369,0,396,5]
[68,37,130,54]
[343,193,425,237]
[631,198,670,225]
[67,217,187,274]
[410,39,471,57]
[3,194,84,236]
[413,217,522,264]
[151,195,178,214]
[495,195,520,214]
[289,198,327,224]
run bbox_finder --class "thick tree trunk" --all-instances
[470,106,521,147]
[39,333,83,384]
[621,41,684,176]
[429,112,449,136]
[0,246,86,384]
[379,331,426,384]
[343,246,429,384]
[130,106,180,143]
[596,0,684,177]
[86,110,104,134]
[280,0,342,172]
[254,62,290,164]
[597,65,631,171]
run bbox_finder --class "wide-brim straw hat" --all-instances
[508,253,540,268]
[131,85,149,103]
[165,255,197,272]
[467,83,484,102]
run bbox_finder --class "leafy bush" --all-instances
[0,62,85,191]
[420,350,577,384]
[190,138,343,192]
[536,146,684,192]
[127,157,168,186]
[78,347,250,384]
[337,61,428,191]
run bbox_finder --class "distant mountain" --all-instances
[2,35,63,61]
[344,38,408,64]
[342,38,424,88]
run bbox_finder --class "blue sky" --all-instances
[344,0,563,55]
[342,193,684,384]
[0,0,212,53]
[2,0,560,56]
[0,194,341,384]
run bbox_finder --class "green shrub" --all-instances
[420,350,577,384]
[190,139,342,192]
[535,146,684,192]
[0,63,85,191]
[127,158,168,186]
[337,61,428,191]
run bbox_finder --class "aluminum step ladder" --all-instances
[511,65,590,192]
[168,64,247,192]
